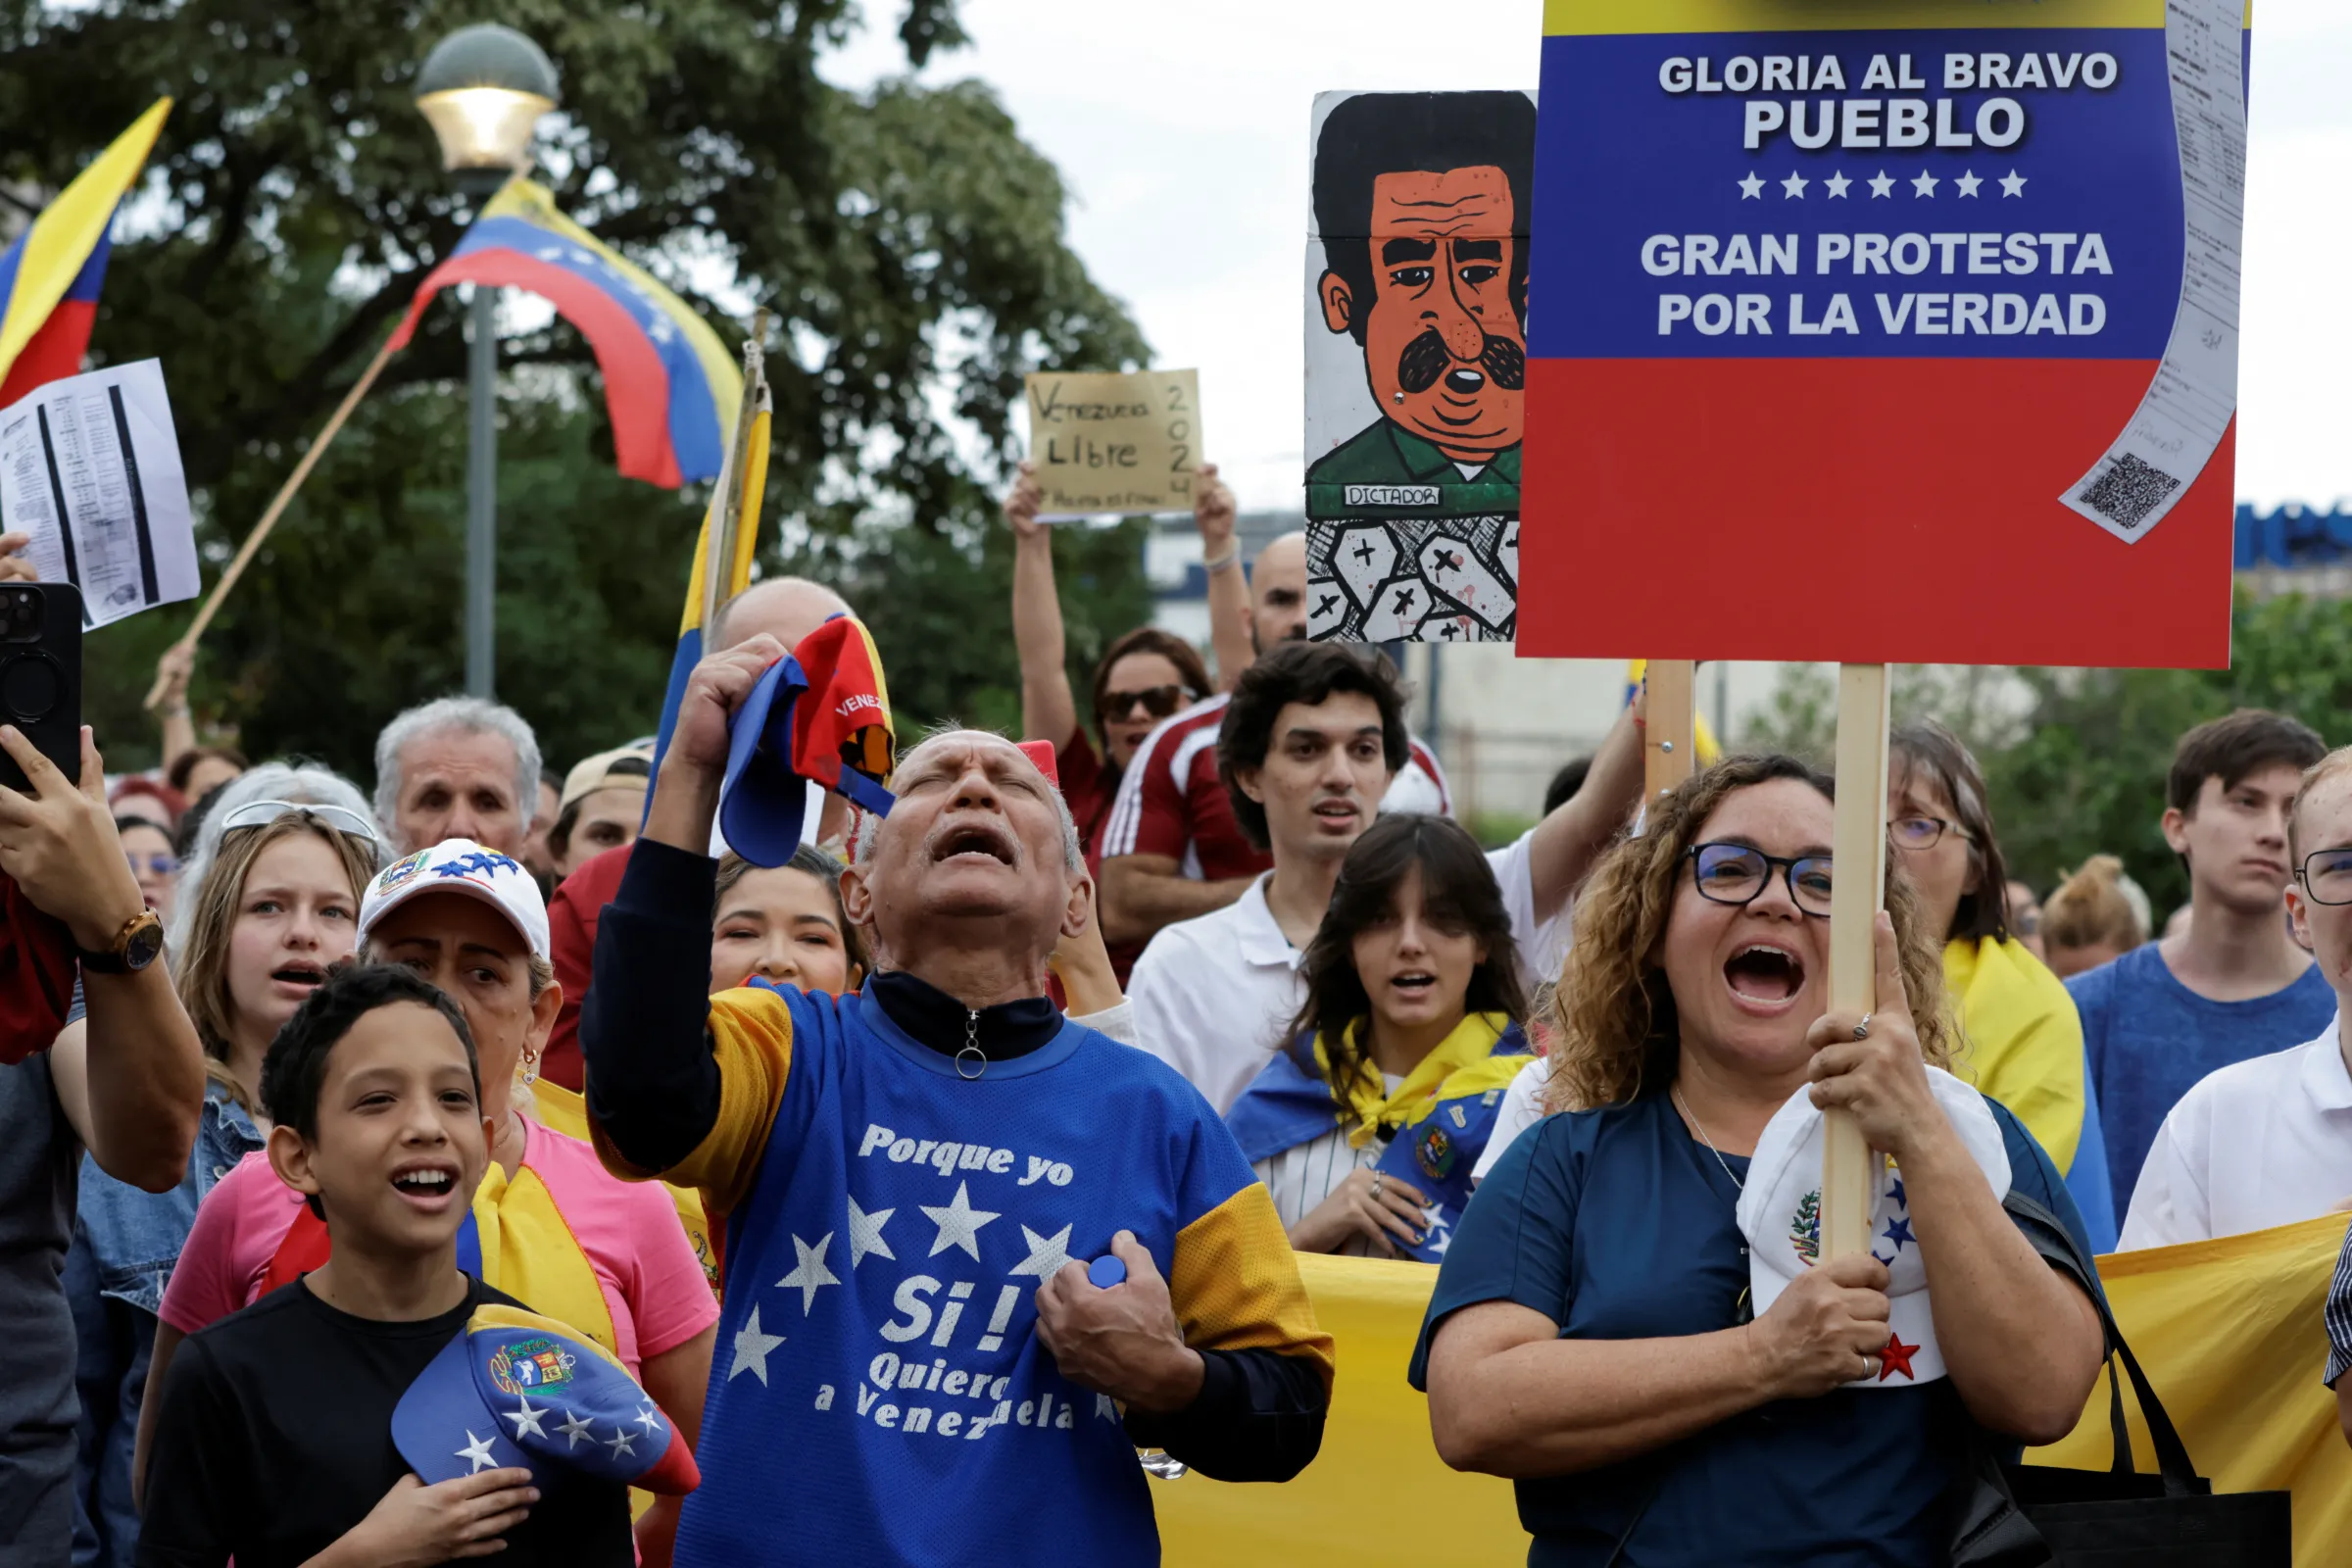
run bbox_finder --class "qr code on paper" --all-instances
[2077,454,2182,531]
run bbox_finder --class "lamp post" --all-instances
[416,24,558,699]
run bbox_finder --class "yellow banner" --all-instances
[1156,1218,2349,1565]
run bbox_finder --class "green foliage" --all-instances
[2,0,1150,777]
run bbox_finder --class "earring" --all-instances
[519,1044,541,1088]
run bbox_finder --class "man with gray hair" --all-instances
[372,696,543,858]
[582,636,1332,1566]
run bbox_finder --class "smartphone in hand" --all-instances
[0,582,82,794]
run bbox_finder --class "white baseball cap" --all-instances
[360,839,551,960]
[1734,1064,2010,1390]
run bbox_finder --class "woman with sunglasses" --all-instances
[117,816,180,922]
[1888,720,2117,1250]
[1414,755,2105,1567]
[68,773,384,1567]
[1004,460,1215,877]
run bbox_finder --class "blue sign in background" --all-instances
[1532,28,2183,360]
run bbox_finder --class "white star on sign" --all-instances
[503,1394,547,1441]
[456,1430,499,1474]
[2000,169,2028,197]
[847,1198,895,1269]
[1912,172,1940,197]
[1008,1223,1075,1281]
[1824,172,1852,198]
[729,1303,785,1385]
[605,1426,637,1459]
[1737,172,1765,200]
[1780,172,1807,198]
[1868,171,1895,198]
[558,1410,596,1449]
[635,1399,663,1434]
[776,1232,841,1315]
[1954,170,1984,197]
[921,1181,1001,1261]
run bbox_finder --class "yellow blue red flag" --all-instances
[387,177,741,487]
[0,98,171,406]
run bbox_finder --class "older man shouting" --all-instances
[583,638,1333,1567]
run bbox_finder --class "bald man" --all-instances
[1094,532,1451,951]
[714,575,859,847]
[583,640,1332,1564]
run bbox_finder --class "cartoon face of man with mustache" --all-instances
[1310,92,1535,473]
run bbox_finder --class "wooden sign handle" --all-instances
[1643,659,1697,803]
[143,327,403,710]
[1822,662,1891,1259]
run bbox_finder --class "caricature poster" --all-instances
[1305,89,1535,644]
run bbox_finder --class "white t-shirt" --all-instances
[1127,829,1566,1114]
[1472,1054,1554,1184]
[2120,1013,2352,1250]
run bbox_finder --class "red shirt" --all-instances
[1054,724,1117,874]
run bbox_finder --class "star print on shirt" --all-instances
[1738,172,1765,199]
[847,1198,896,1269]
[1868,171,1895,198]
[1883,1215,1916,1251]
[729,1303,786,1385]
[1912,172,1940,197]
[1009,1223,1076,1281]
[503,1395,547,1441]
[1954,170,1984,197]
[457,1431,499,1474]
[1781,172,1808,198]
[921,1181,1002,1260]
[777,1232,842,1314]
[1824,172,1852,198]
[1879,1332,1922,1382]
[558,1410,597,1450]
[2000,170,2028,197]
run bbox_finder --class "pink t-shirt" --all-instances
[159,1117,715,1378]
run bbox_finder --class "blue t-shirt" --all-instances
[1407,1092,2096,1568]
[2071,944,2338,1223]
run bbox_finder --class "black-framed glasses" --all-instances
[2295,848,2352,906]
[1889,815,1971,852]
[1686,842,1835,918]
[1099,684,1198,723]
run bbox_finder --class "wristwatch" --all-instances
[77,907,166,975]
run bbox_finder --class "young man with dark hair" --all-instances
[2073,709,2335,1223]
[1128,642,1642,1112]
[137,964,634,1568]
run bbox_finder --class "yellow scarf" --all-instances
[1316,1011,1525,1148]
[1942,935,2086,1171]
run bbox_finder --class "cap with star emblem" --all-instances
[392,1303,699,1494]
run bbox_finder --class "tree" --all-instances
[0,0,1150,777]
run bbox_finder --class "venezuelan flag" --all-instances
[0,99,170,407]
[386,176,741,487]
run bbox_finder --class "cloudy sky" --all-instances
[825,0,2343,515]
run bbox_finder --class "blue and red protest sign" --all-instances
[1519,1,2248,667]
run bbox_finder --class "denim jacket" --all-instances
[74,1081,262,1313]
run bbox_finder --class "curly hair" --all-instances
[1543,753,1952,1113]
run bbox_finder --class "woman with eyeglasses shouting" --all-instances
[68,769,385,1567]
[1413,755,2105,1568]
[1888,721,2117,1250]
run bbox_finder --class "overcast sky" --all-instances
[823,0,2344,515]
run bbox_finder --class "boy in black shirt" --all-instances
[137,965,633,1568]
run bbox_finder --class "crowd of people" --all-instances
[1,471,2350,1567]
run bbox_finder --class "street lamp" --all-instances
[416,24,559,699]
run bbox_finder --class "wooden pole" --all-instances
[1822,662,1891,1258]
[143,327,403,710]
[1643,659,1697,803]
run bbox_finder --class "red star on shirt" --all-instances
[1878,1332,1922,1382]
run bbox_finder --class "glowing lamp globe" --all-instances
[416,24,560,179]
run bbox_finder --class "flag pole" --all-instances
[1821,662,1892,1258]
[143,326,401,710]
[699,309,769,635]
[1642,660,1697,803]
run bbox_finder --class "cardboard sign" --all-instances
[1304,90,1535,645]
[1023,369,1200,517]
[1519,1,2247,668]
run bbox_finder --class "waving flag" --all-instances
[387,177,740,487]
[0,99,171,406]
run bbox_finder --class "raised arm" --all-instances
[1194,465,1252,690]
[1521,695,1646,926]
[154,642,199,775]
[1005,461,1080,749]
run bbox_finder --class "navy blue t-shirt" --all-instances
[1407,1091,2097,1568]
[2071,944,2337,1223]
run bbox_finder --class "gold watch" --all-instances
[77,907,165,974]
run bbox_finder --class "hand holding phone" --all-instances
[0,582,81,793]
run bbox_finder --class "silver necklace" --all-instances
[1672,1086,1744,1192]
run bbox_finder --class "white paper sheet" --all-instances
[0,359,200,627]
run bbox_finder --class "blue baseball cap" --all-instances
[393,1304,699,1494]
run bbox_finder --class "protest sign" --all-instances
[1022,368,1200,518]
[0,359,199,629]
[1519,0,2247,668]
[1304,90,1533,645]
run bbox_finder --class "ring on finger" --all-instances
[1370,1172,1386,1200]
[1852,1012,1873,1042]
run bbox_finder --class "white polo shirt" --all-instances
[2120,1012,2352,1250]
[1126,829,1565,1114]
